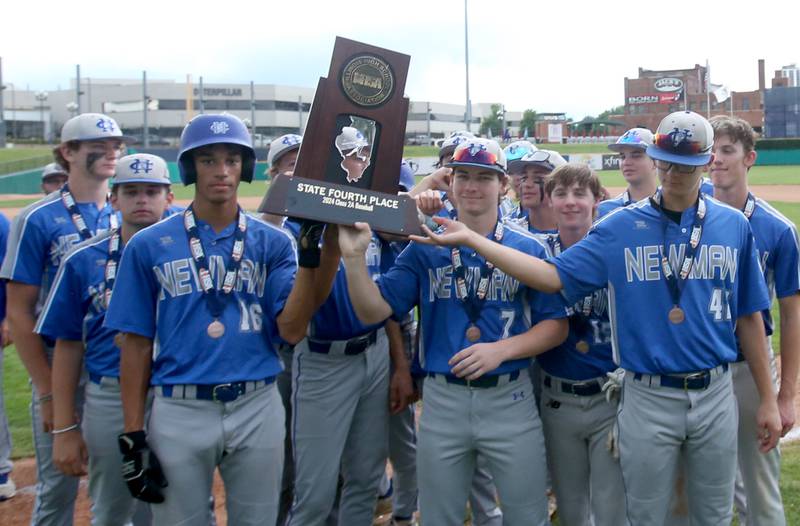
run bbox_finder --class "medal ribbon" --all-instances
[450,221,504,328]
[621,190,631,206]
[548,234,594,340]
[103,229,122,309]
[184,205,247,319]
[60,184,118,240]
[650,190,707,309]
[742,192,756,220]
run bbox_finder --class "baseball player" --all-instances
[597,128,657,218]
[261,133,302,228]
[709,115,799,525]
[508,150,566,234]
[1,112,128,525]
[103,113,334,525]
[534,163,625,526]
[502,140,537,215]
[375,161,421,526]
[35,153,173,524]
[0,211,15,501]
[285,196,391,524]
[40,162,69,195]
[338,138,568,525]
[413,111,782,525]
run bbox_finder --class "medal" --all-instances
[207,320,226,339]
[576,340,590,353]
[651,190,707,328]
[466,325,481,342]
[103,229,122,309]
[184,205,247,339]
[451,221,504,343]
[668,307,685,324]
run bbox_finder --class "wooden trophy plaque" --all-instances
[260,36,421,236]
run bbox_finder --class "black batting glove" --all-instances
[118,430,168,503]
[297,220,325,268]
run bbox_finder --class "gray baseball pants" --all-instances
[148,382,284,526]
[618,367,737,525]
[539,374,625,526]
[417,373,549,526]
[287,331,390,526]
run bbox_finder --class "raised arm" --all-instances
[338,223,393,325]
[411,218,563,293]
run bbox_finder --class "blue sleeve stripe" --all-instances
[1,195,60,280]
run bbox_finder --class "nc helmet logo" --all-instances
[468,143,487,157]
[210,121,230,135]
[282,135,300,146]
[507,145,519,154]
[129,159,154,174]
[621,129,641,143]
[96,118,116,133]
[667,128,693,148]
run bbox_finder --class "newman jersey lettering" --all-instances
[597,178,715,219]
[747,198,800,337]
[35,230,122,377]
[0,192,117,302]
[378,224,567,376]
[551,197,769,374]
[285,219,385,341]
[535,234,616,381]
[104,213,297,385]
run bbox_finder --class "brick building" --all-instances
[617,63,763,133]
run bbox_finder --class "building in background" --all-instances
[619,63,763,133]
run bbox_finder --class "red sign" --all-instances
[659,92,681,104]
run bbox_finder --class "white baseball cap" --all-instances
[41,162,68,181]
[111,154,171,186]
[647,111,714,167]
[60,113,136,144]
[267,134,302,166]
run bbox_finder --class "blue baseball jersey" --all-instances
[747,198,800,337]
[597,193,633,219]
[597,179,714,219]
[551,196,770,374]
[535,234,617,381]
[378,224,567,376]
[0,192,117,302]
[35,230,122,377]
[0,213,9,321]
[104,213,297,385]
[164,204,185,218]
[283,219,385,341]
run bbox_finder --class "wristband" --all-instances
[52,424,79,435]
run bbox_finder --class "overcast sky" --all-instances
[2,0,797,120]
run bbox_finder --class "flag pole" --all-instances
[706,59,711,118]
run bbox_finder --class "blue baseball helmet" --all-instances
[177,114,256,185]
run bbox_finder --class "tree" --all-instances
[596,105,625,121]
[518,109,538,138]
[479,104,504,137]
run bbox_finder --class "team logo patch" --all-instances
[96,118,116,133]
[667,128,693,149]
[159,236,174,246]
[634,220,649,230]
[129,159,154,174]
[340,54,395,107]
[282,135,300,146]
[210,121,230,135]
[468,143,486,157]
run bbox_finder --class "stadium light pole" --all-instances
[464,0,471,132]
[143,70,149,148]
[75,64,81,115]
[35,91,48,142]
[0,57,5,148]
[250,81,256,142]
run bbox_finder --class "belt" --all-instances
[88,373,119,386]
[425,370,521,389]
[156,377,276,403]
[307,330,378,356]
[633,363,729,391]
[543,374,603,397]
